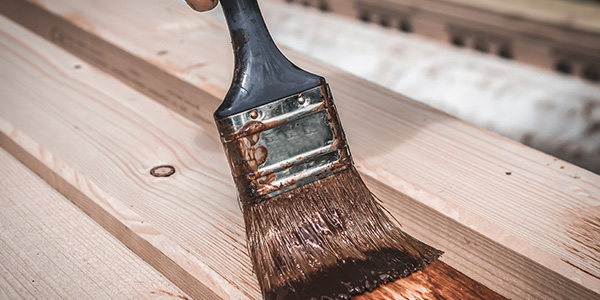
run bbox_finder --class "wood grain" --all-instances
[425,0,600,32]
[0,148,188,300]
[0,14,504,300]
[0,16,241,300]
[355,261,504,300]
[1,0,598,298]
[280,0,600,76]
[297,0,600,32]
[259,3,600,174]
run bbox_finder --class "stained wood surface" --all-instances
[1,0,598,299]
[0,148,187,299]
[0,14,506,299]
[355,261,504,300]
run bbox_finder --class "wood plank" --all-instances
[436,0,600,32]
[355,261,503,300]
[2,2,599,299]
[306,0,600,32]
[0,148,188,300]
[0,14,506,300]
[279,0,600,77]
[0,16,240,300]
[1,0,598,298]
[258,2,600,174]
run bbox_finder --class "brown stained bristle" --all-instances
[244,166,442,300]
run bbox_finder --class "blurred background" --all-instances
[206,0,600,173]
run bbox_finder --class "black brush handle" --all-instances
[215,0,323,120]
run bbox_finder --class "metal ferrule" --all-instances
[215,84,352,205]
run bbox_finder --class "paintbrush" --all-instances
[208,0,443,298]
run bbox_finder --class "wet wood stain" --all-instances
[355,261,506,300]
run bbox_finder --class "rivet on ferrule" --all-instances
[297,95,306,105]
[249,110,258,119]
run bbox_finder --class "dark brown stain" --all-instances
[231,29,249,81]
[237,122,268,167]
[228,86,352,203]
[225,85,353,205]
[233,121,273,199]
[280,161,294,169]
[355,261,506,300]
[233,120,265,139]
[266,248,442,300]
[221,102,326,137]
[257,173,277,186]
[247,167,443,299]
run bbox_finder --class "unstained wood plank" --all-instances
[0,148,188,300]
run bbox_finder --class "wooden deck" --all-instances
[0,0,598,299]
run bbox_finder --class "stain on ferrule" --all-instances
[215,84,352,205]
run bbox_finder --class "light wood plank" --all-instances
[0,14,504,300]
[280,0,600,75]
[301,0,600,31]
[259,2,600,174]
[1,2,599,299]
[0,16,248,300]
[0,148,188,300]
[0,12,501,300]
[439,0,600,32]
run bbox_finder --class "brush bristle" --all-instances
[244,166,442,300]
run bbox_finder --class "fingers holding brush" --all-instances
[185,0,219,12]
